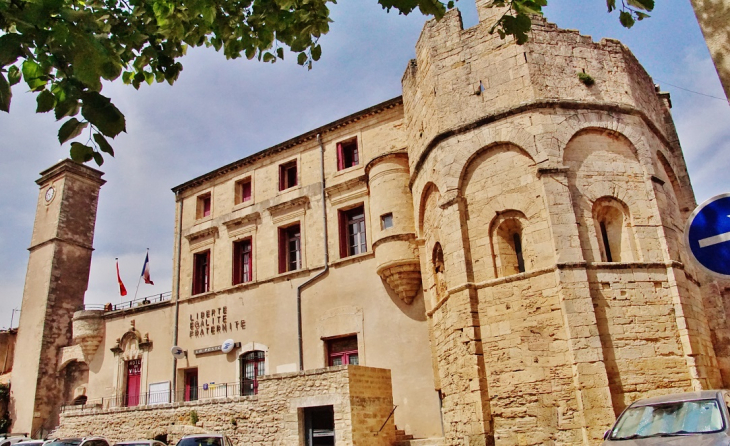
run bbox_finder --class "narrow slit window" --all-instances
[600,221,613,262]
[513,233,525,273]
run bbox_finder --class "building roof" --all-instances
[171,96,403,195]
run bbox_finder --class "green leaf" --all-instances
[606,0,616,12]
[634,11,650,20]
[619,10,635,28]
[93,133,115,156]
[0,34,24,66]
[69,142,94,163]
[55,99,80,120]
[58,118,88,144]
[311,44,322,62]
[276,47,284,59]
[80,92,126,138]
[297,52,307,65]
[262,52,276,63]
[7,66,21,86]
[92,151,104,166]
[0,72,11,113]
[22,60,46,91]
[36,90,56,113]
[627,0,654,11]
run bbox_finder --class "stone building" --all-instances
[9,1,730,445]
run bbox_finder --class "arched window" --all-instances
[240,350,265,396]
[492,216,526,277]
[432,243,447,299]
[593,198,634,262]
[72,395,87,405]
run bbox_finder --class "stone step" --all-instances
[394,437,445,446]
[396,434,414,441]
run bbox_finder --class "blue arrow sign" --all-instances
[685,193,730,278]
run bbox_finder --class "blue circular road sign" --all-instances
[685,193,730,278]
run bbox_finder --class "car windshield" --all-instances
[175,438,221,446]
[610,399,724,440]
[114,443,149,446]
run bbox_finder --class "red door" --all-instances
[126,359,141,407]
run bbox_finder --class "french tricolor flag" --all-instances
[141,252,154,285]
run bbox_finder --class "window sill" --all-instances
[233,200,254,211]
[194,215,213,224]
[277,184,301,195]
[331,251,374,268]
[333,164,362,177]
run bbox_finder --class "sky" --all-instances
[1,0,729,329]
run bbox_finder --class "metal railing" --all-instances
[80,291,172,312]
[60,380,258,412]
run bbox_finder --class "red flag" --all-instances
[116,259,128,296]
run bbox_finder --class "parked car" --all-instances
[174,434,233,446]
[0,436,29,446]
[114,441,166,446]
[15,441,45,446]
[45,437,109,446]
[602,390,730,444]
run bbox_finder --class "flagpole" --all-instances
[134,248,149,301]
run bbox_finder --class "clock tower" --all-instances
[10,160,105,437]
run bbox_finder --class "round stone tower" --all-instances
[366,151,422,304]
[402,7,720,445]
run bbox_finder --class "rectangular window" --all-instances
[339,205,367,258]
[278,224,301,273]
[279,160,298,191]
[235,178,252,204]
[336,138,359,170]
[196,193,211,219]
[381,213,393,230]
[327,336,359,366]
[233,238,253,285]
[192,250,210,294]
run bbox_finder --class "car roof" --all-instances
[113,442,155,445]
[180,436,222,439]
[630,390,723,407]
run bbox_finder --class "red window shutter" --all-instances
[233,242,241,285]
[203,197,211,216]
[242,181,251,201]
[192,256,198,294]
[204,251,210,292]
[246,240,253,281]
[279,165,285,191]
[338,210,348,258]
[337,142,344,171]
[278,228,286,273]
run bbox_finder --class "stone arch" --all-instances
[592,197,638,262]
[238,343,268,395]
[111,323,152,405]
[564,127,654,263]
[417,182,441,237]
[460,143,550,282]
[654,150,690,262]
[555,115,654,170]
[457,142,536,192]
[489,210,530,277]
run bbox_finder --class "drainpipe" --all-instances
[297,133,330,371]
[172,193,184,400]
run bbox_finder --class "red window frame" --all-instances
[192,250,210,295]
[233,238,253,285]
[336,138,359,171]
[278,224,301,273]
[327,336,359,366]
[184,368,198,402]
[240,351,265,396]
[338,205,367,258]
[236,178,252,204]
[197,194,211,218]
[279,160,298,191]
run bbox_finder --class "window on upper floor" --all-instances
[493,217,526,277]
[326,335,359,366]
[339,205,367,258]
[232,238,253,285]
[593,198,634,263]
[196,193,211,219]
[381,212,393,230]
[192,250,210,295]
[235,177,252,205]
[278,224,301,273]
[336,138,359,170]
[279,160,298,191]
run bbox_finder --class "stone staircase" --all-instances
[393,427,444,446]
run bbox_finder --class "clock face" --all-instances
[45,187,55,203]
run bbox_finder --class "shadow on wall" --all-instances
[381,278,427,323]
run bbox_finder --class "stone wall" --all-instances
[54,366,394,446]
